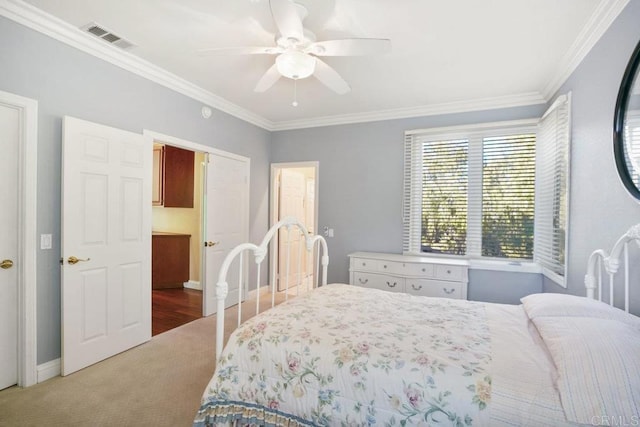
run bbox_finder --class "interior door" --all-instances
[278,169,306,291]
[61,116,152,376]
[203,152,249,316]
[0,102,19,390]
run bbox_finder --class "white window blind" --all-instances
[404,120,538,259]
[624,111,640,187]
[534,93,571,280]
[481,134,536,258]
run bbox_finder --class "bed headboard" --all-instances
[215,216,329,359]
[584,223,640,312]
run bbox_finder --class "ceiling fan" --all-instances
[199,0,391,98]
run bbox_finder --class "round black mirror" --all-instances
[614,39,640,200]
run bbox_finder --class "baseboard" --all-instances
[37,358,60,383]
[246,285,270,300]
[183,280,201,290]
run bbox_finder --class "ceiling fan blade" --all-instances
[254,63,282,92]
[306,38,391,56]
[197,46,283,56]
[270,0,304,42]
[313,58,350,95]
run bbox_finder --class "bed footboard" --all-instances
[214,216,328,359]
[584,223,640,312]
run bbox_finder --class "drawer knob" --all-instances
[383,264,387,269]
[411,284,422,291]
[358,278,369,285]
[447,269,451,274]
[443,287,455,294]
[386,281,397,288]
[362,262,366,266]
[421,268,426,272]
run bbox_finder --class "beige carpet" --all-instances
[0,292,288,427]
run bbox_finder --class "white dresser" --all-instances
[348,252,469,300]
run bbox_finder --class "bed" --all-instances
[194,218,640,426]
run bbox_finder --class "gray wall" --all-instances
[0,17,271,364]
[543,1,640,315]
[271,105,545,303]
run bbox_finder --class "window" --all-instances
[534,94,571,283]
[404,97,571,276]
[624,110,640,188]
[404,120,538,260]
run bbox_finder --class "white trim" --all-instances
[542,0,630,99]
[36,358,60,383]
[142,130,250,163]
[469,259,542,274]
[542,267,566,288]
[272,93,547,131]
[0,0,625,131]
[0,89,38,388]
[405,118,540,138]
[0,0,270,130]
[183,280,201,291]
[246,285,270,301]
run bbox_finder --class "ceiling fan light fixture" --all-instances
[276,50,316,79]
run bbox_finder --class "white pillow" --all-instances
[521,293,640,329]
[531,316,640,424]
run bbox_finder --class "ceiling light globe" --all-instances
[276,51,316,80]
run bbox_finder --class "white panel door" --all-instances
[62,116,152,375]
[278,169,306,291]
[0,103,19,390]
[203,153,249,316]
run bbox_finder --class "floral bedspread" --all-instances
[194,284,492,426]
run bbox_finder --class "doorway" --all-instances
[0,90,37,389]
[151,143,205,335]
[270,162,319,293]
[144,130,250,320]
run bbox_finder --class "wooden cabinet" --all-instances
[152,145,194,208]
[348,252,469,299]
[152,232,191,289]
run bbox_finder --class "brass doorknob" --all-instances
[204,241,220,247]
[0,259,13,269]
[67,256,90,265]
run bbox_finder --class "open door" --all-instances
[277,169,307,291]
[61,116,151,375]
[202,152,250,316]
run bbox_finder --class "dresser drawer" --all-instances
[435,264,464,281]
[405,279,463,299]
[353,272,404,292]
[378,260,435,277]
[351,257,379,271]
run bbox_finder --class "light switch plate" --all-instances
[40,234,52,250]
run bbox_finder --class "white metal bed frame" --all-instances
[214,216,329,359]
[584,223,640,312]
[213,221,638,359]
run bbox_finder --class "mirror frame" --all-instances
[614,38,640,200]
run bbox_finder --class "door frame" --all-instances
[0,90,38,387]
[142,130,251,311]
[269,161,319,289]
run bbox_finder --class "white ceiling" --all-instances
[12,0,627,129]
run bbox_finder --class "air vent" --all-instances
[81,22,134,50]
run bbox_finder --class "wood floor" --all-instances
[152,288,202,336]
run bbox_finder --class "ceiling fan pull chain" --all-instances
[292,79,299,107]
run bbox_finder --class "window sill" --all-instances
[469,259,542,274]
[541,267,566,288]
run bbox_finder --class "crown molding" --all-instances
[542,0,630,99]
[0,0,274,130]
[1,0,625,132]
[271,92,547,131]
